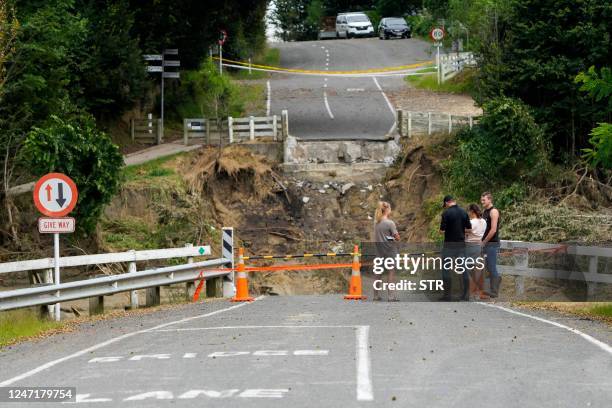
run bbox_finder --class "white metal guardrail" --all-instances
[0,227,236,316]
[184,112,289,146]
[499,241,612,296]
[396,109,478,138]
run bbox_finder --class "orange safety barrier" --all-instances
[344,245,366,300]
[232,247,255,302]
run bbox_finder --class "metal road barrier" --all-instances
[0,227,235,316]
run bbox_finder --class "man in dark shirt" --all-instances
[439,195,471,301]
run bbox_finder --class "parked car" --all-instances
[336,12,374,38]
[378,17,411,40]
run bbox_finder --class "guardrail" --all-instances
[0,227,235,318]
[130,118,163,145]
[499,240,612,297]
[396,109,477,138]
[184,111,288,146]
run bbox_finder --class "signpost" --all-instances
[33,173,78,321]
[218,29,227,75]
[144,49,180,144]
[430,27,445,84]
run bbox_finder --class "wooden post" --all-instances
[205,118,210,145]
[281,110,289,139]
[428,112,432,135]
[183,119,189,146]
[408,111,412,138]
[249,116,255,141]
[128,255,138,309]
[146,286,161,307]
[228,116,234,144]
[37,268,54,319]
[156,118,162,145]
[448,113,452,134]
[587,256,598,299]
[206,276,223,298]
[89,275,106,315]
[396,109,403,137]
[185,244,196,301]
[130,119,135,142]
[513,247,528,296]
[469,115,473,129]
[272,115,278,141]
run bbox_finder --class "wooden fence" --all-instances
[184,110,288,146]
[397,110,477,138]
[130,118,162,145]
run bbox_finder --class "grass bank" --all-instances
[229,47,281,80]
[514,302,612,324]
[405,68,475,94]
[0,309,63,348]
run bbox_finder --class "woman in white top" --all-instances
[465,204,488,299]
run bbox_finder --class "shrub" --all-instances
[22,112,123,233]
[445,96,549,202]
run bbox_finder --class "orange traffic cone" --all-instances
[231,248,254,302]
[344,245,366,300]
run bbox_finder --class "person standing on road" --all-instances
[439,195,471,301]
[481,192,501,298]
[465,204,487,300]
[374,201,400,302]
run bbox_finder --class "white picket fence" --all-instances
[184,110,288,146]
[439,52,476,83]
[396,109,478,138]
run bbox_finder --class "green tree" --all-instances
[575,66,612,169]
[22,112,124,233]
[446,97,548,202]
[476,0,612,159]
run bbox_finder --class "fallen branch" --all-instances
[268,231,302,241]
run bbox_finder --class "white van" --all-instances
[335,12,374,38]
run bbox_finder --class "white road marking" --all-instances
[372,76,397,136]
[183,353,197,359]
[129,354,171,361]
[347,88,365,92]
[88,356,122,363]
[208,351,250,357]
[356,325,374,401]
[238,389,288,398]
[124,391,173,401]
[253,350,288,356]
[323,91,334,119]
[266,80,271,116]
[478,302,612,355]
[152,325,356,331]
[178,390,239,399]
[73,394,112,403]
[294,350,329,356]
[0,297,263,387]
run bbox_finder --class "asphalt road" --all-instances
[1,295,610,407]
[270,37,431,140]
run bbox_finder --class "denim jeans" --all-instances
[484,243,500,279]
[441,245,469,289]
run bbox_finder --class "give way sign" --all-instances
[33,173,78,217]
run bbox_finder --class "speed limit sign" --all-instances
[430,27,445,42]
[218,29,227,46]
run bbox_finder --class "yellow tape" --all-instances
[213,56,433,75]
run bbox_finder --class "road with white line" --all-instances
[270,37,431,140]
[1,295,611,407]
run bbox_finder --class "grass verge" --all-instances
[514,302,612,324]
[230,48,281,80]
[405,68,475,94]
[0,309,63,348]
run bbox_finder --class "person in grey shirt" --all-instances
[374,201,400,301]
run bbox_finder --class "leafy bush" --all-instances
[22,113,123,233]
[582,123,612,169]
[445,97,549,202]
[405,14,435,37]
[167,59,244,121]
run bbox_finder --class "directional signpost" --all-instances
[430,27,445,84]
[144,49,180,143]
[33,173,78,321]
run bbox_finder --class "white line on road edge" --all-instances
[356,325,374,401]
[372,76,397,135]
[151,325,357,332]
[266,80,271,116]
[324,91,335,119]
[0,297,264,387]
[477,302,612,355]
